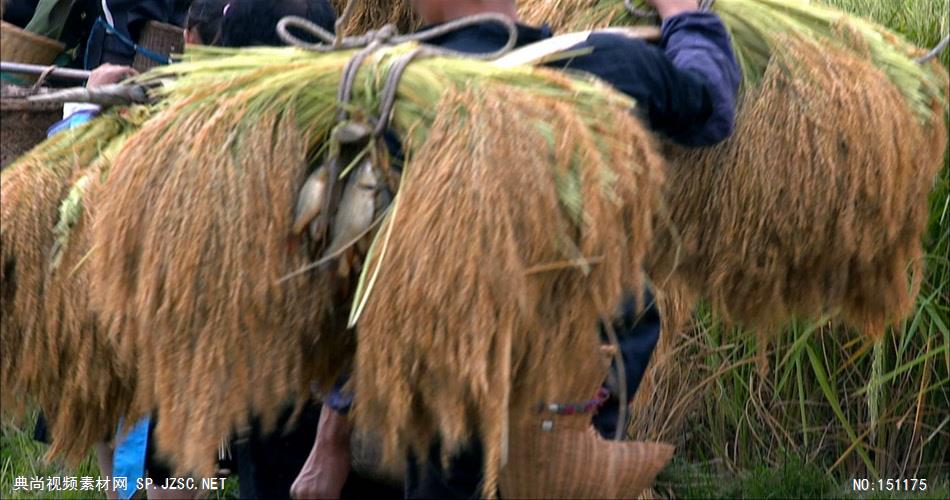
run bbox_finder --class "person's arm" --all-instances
[658,9,741,146]
[560,1,740,147]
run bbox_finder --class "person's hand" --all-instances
[644,0,699,19]
[86,64,137,88]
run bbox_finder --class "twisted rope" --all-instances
[916,35,950,64]
[276,12,518,60]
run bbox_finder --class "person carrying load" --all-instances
[291,0,740,498]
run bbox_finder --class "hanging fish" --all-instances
[292,165,330,236]
[321,159,379,260]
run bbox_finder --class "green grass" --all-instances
[1,414,239,499]
[1,415,102,499]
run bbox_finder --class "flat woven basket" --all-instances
[132,21,184,73]
[0,20,64,67]
[499,346,674,499]
[0,97,61,168]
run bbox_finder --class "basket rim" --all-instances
[0,20,66,52]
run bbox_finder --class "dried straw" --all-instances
[353,82,664,496]
[519,0,949,333]
[69,43,663,478]
[38,164,137,463]
[0,111,145,464]
[90,106,348,476]
[1,113,132,414]
[330,0,421,36]
[649,36,947,331]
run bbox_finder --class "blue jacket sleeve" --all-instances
[557,11,739,146]
[659,11,741,146]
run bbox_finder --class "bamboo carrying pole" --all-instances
[0,61,90,81]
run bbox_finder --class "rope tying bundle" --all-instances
[916,35,950,64]
[280,8,522,267]
[276,12,518,60]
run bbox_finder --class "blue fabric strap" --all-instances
[85,17,171,70]
[112,416,151,500]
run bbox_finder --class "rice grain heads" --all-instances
[520,0,949,333]
[649,36,947,332]
[38,163,137,463]
[353,81,665,496]
[1,114,126,411]
[90,104,347,477]
[78,44,665,481]
[0,112,142,464]
[330,0,421,35]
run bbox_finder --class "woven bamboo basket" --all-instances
[0,20,64,67]
[499,347,674,499]
[0,97,61,168]
[132,21,184,73]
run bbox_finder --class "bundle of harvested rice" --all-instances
[519,0,949,332]
[1,110,139,410]
[0,109,145,464]
[39,164,137,463]
[353,83,663,494]
[91,106,347,475]
[330,0,421,35]
[85,43,663,488]
[652,37,946,332]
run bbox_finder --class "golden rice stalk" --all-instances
[627,287,702,443]
[0,114,131,414]
[76,43,661,478]
[648,36,947,332]
[331,0,421,35]
[90,107,348,477]
[0,111,144,464]
[519,0,948,333]
[37,163,137,463]
[353,83,665,496]
[518,0,945,117]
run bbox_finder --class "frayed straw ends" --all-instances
[90,108,345,477]
[330,0,421,36]
[648,37,947,333]
[0,118,124,417]
[353,83,665,496]
[38,166,136,463]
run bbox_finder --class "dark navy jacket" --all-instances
[425,12,740,146]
